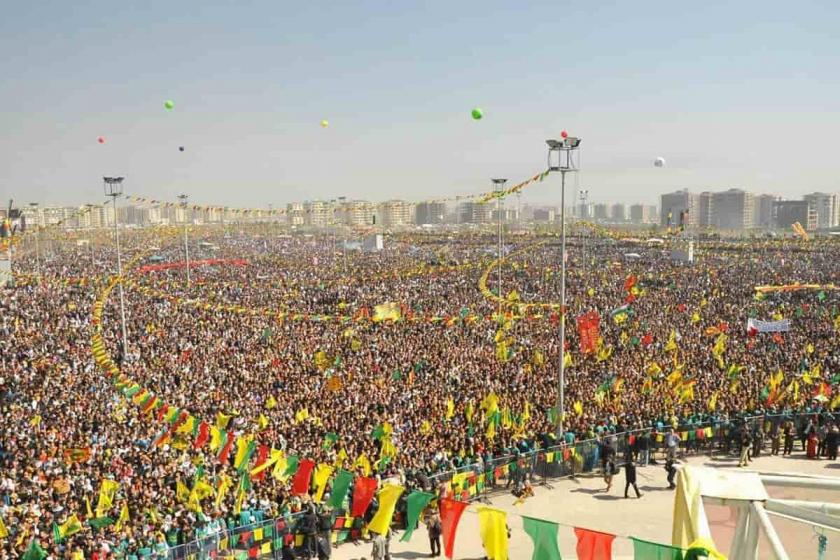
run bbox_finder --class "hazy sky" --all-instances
[2,1,839,208]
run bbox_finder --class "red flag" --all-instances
[641,333,653,346]
[292,459,316,496]
[576,311,600,354]
[624,274,637,292]
[252,444,270,481]
[351,477,377,517]
[194,421,210,449]
[218,434,236,465]
[440,498,468,559]
[574,527,615,560]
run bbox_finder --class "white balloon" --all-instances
[654,157,666,168]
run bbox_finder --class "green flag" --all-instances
[23,540,48,560]
[88,517,115,529]
[400,491,435,542]
[283,455,300,477]
[631,537,684,560]
[328,469,354,509]
[52,523,63,544]
[522,516,562,560]
[371,424,386,440]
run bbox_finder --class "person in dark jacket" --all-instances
[624,460,642,498]
[300,503,318,559]
[826,424,839,461]
[665,458,678,489]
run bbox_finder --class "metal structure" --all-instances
[578,189,589,276]
[546,137,582,438]
[28,202,41,283]
[491,178,507,315]
[178,194,191,289]
[103,176,129,359]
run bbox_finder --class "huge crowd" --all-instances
[0,225,838,559]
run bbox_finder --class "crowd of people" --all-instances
[0,224,838,558]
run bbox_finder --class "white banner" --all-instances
[747,318,791,333]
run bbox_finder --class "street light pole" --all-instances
[104,177,129,360]
[579,189,589,278]
[492,178,507,314]
[546,137,582,440]
[178,194,191,289]
[28,203,41,283]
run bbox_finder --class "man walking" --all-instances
[624,460,642,499]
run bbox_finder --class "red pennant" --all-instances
[218,434,236,465]
[440,498,468,559]
[252,444,270,481]
[351,476,377,517]
[574,527,615,560]
[194,421,210,449]
[291,459,316,495]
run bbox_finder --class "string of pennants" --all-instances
[123,170,552,216]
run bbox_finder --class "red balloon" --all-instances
[97,136,105,144]
[560,130,568,138]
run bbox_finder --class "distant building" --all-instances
[660,190,698,227]
[533,207,556,222]
[610,203,626,222]
[339,200,375,227]
[379,200,414,227]
[286,202,304,226]
[712,189,754,230]
[577,202,591,219]
[458,201,492,224]
[415,202,446,225]
[697,192,715,227]
[803,192,839,229]
[773,200,817,230]
[629,204,656,224]
[753,194,777,229]
[593,204,609,222]
[304,200,333,227]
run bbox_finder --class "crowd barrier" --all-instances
[149,410,836,560]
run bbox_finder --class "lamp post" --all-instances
[491,178,507,313]
[28,203,41,283]
[178,194,191,289]
[546,136,582,439]
[104,176,129,359]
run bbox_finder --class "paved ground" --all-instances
[332,449,839,559]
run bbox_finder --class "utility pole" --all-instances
[178,194,191,289]
[104,177,129,359]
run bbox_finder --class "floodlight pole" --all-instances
[178,194,191,289]
[492,179,507,314]
[104,177,129,359]
[28,203,41,283]
[579,189,589,277]
[547,138,581,439]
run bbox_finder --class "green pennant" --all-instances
[631,537,684,559]
[327,469,354,509]
[400,492,435,542]
[52,523,63,544]
[22,540,48,560]
[522,516,561,560]
[87,517,116,529]
[283,455,300,477]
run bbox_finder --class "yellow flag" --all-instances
[563,352,573,368]
[480,393,500,415]
[477,506,509,560]
[175,480,191,504]
[691,312,701,324]
[215,412,231,429]
[420,420,432,435]
[0,514,9,539]
[258,414,269,431]
[312,464,334,503]
[234,437,254,470]
[664,330,678,352]
[573,401,583,416]
[486,420,496,440]
[176,415,196,435]
[446,398,455,420]
[373,302,401,322]
[295,408,309,423]
[85,496,93,518]
[209,426,223,451]
[354,453,372,476]
[465,402,475,423]
[114,503,130,531]
[596,345,613,363]
[265,395,277,409]
[521,401,531,422]
[806,343,815,355]
[252,448,284,477]
[367,484,405,535]
[646,362,662,376]
[215,475,232,510]
[96,479,119,517]
[707,392,718,412]
[59,514,83,538]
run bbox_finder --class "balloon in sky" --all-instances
[179,146,185,152]
[560,130,568,139]
[320,119,329,128]
[654,156,666,168]
[164,100,175,110]
[471,108,483,120]
[97,136,105,144]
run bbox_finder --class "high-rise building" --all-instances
[629,204,656,224]
[773,200,817,230]
[339,200,375,226]
[660,190,698,227]
[753,194,777,229]
[610,203,626,222]
[415,202,447,225]
[379,200,414,227]
[533,207,556,222]
[593,203,609,222]
[711,189,754,230]
[697,192,715,227]
[286,202,304,226]
[304,200,333,227]
[458,201,492,224]
[803,192,839,229]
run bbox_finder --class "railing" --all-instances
[146,410,837,560]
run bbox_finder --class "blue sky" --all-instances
[2,0,839,207]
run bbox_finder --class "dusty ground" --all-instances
[332,449,839,559]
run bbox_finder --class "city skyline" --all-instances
[3,2,840,206]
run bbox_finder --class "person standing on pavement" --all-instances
[624,460,642,499]
[425,506,442,557]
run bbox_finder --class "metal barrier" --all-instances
[148,411,838,559]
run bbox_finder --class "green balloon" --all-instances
[164,100,175,110]
[471,107,483,120]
